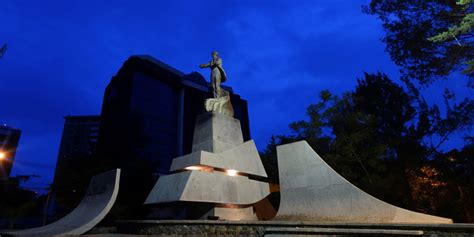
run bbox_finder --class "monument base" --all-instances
[109,220,474,236]
[144,111,270,221]
[200,207,257,221]
[192,112,244,153]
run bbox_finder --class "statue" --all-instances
[199,51,234,117]
[199,51,227,98]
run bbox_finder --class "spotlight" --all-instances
[226,169,238,176]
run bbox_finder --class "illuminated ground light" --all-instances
[185,166,202,171]
[226,169,238,176]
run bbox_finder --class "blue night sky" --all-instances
[1,0,471,192]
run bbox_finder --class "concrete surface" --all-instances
[201,207,258,221]
[170,140,268,178]
[145,112,270,220]
[4,169,121,236]
[192,112,243,153]
[274,141,452,224]
[264,227,424,236]
[144,170,269,205]
[111,220,474,236]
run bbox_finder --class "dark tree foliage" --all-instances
[363,2,474,180]
[51,153,116,223]
[364,0,474,86]
[0,176,41,228]
[52,153,156,223]
[430,141,474,221]
[260,72,474,222]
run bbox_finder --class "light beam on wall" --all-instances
[226,169,238,176]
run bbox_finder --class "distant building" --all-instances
[0,125,21,179]
[50,115,100,220]
[56,115,100,160]
[52,115,101,185]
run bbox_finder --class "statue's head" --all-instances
[212,51,219,59]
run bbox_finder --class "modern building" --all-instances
[0,124,22,179]
[52,115,100,186]
[57,116,100,160]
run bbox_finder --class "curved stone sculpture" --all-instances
[5,169,121,236]
[274,141,452,224]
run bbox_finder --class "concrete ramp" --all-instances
[5,169,120,236]
[274,141,452,223]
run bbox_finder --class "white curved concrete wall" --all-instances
[274,141,452,223]
[5,169,121,236]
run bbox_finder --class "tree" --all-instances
[262,73,418,205]
[429,0,474,77]
[429,1,473,42]
[0,176,40,228]
[261,72,474,222]
[364,0,474,86]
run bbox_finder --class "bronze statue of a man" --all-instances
[199,51,227,98]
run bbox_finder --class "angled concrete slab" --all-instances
[274,141,452,224]
[5,169,121,236]
[170,140,268,178]
[145,112,271,220]
[144,170,269,205]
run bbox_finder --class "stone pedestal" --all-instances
[192,112,243,153]
[145,112,270,220]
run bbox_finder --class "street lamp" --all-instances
[0,152,6,160]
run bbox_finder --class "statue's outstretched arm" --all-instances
[199,61,211,68]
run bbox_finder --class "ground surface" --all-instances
[84,220,474,236]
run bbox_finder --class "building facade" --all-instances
[52,115,100,185]
[56,116,100,160]
[0,125,21,179]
